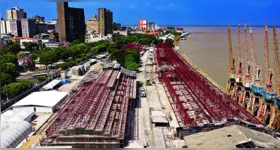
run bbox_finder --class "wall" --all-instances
[12,106,53,113]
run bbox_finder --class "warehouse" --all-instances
[183,125,280,148]
[12,90,69,113]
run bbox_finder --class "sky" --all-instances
[0,0,279,26]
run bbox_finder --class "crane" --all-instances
[232,24,243,101]
[246,27,264,116]
[238,24,251,109]
[257,24,277,124]
[225,25,236,95]
[268,25,280,130]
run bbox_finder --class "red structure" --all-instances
[155,43,262,127]
[121,42,144,52]
[41,68,135,148]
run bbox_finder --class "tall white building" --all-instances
[1,19,11,34]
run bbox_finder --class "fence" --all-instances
[1,71,61,112]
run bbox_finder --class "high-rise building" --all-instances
[1,19,11,34]
[139,18,147,30]
[36,23,48,34]
[57,2,85,43]
[32,15,45,23]
[98,8,113,36]
[147,22,155,31]
[21,19,37,38]
[6,7,27,20]
[10,20,22,37]
[86,15,99,33]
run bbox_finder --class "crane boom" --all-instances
[244,24,248,73]
[228,25,235,76]
[250,27,258,82]
[236,24,242,77]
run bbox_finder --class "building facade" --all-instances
[46,19,58,33]
[98,8,113,36]
[57,2,85,43]
[86,15,99,33]
[148,22,155,31]
[10,20,22,37]
[6,7,27,20]
[1,19,11,34]
[36,23,48,34]
[32,15,45,23]
[21,19,37,38]
[139,18,147,30]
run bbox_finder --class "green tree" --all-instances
[125,62,139,71]
[110,50,126,65]
[125,49,140,63]
[6,41,21,54]
[70,39,81,46]
[0,73,14,87]
[0,54,18,64]
[3,80,34,98]
[165,39,174,46]
[23,42,38,51]
[39,50,57,68]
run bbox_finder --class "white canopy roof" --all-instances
[12,90,68,108]
[42,79,61,90]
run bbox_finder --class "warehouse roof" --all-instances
[12,90,68,108]
[183,125,280,148]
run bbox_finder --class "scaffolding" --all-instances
[41,68,135,148]
[155,43,262,128]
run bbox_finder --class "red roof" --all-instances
[121,42,144,52]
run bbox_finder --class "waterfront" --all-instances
[179,26,280,88]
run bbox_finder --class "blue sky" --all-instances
[0,0,279,25]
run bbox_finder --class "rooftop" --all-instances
[12,90,68,108]
[183,125,280,148]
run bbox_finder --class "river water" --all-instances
[179,26,280,88]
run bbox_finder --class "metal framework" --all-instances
[225,25,236,95]
[41,68,135,148]
[155,43,262,127]
[121,42,144,52]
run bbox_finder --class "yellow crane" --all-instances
[268,25,280,130]
[225,25,236,95]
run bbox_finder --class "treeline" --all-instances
[0,41,36,99]
[30,39,110,70]
[108,34,163,71]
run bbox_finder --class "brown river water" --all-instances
[179,26,280,88]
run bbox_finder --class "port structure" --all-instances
[257,24,277,125]
[225,25,236,96]
[40,66,135,148]
[232,25,243,102]
[238,24,251,109]
[155,42,261,128]
[268,26,280,130]
[227,24,280,130]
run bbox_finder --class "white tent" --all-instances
[1,121,32,148]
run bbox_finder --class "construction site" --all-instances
[225,24,280,130]
[39,64,137,148]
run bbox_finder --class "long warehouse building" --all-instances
[40,64,136,148]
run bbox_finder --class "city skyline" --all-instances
[1,0,280,26]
